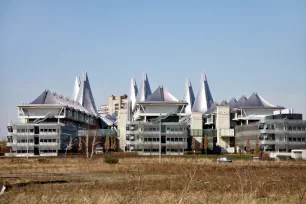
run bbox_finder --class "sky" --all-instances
[0,1,305,139]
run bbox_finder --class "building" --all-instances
[125,74,189,155]
[235,111,306,154]
[6,72,101,157]
[120,71,306,156]
[97,95,128,117]
[204,92,285,153]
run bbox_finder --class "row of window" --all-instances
[258,124,306,131]
[288,137,305,142]
[40,150,57,153]
[40,129,57,133]
[167,138,186,142]
[40,139,57,143]
[17,129,34,133]
[142,149,184,152]
[17,139,33,143]
[16,150,57,153]
[286,127,306,131]
[144,138,160,142]
[143,138,186,142]
[17,139,57,143]
[16,129,58,133]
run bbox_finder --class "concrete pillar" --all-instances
[216,106,230,152]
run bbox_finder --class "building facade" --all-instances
[6,72,101,157]
[235,112,306,153]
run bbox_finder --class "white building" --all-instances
[6,72,100,157]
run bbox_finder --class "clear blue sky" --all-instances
[0,1,305,139]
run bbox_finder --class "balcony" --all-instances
[190,129,216,137]
[220,129,235,137]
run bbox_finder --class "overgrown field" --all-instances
[0,157,306,204]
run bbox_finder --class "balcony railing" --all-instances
[78,129,119,137]
[190,129,216,137]
[220,129,235,137]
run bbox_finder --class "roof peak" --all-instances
[192,72,214,113]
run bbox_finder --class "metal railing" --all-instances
[78,129,119,137]
[190,129,217,137]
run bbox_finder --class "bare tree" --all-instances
[78,136,83,153]
[86,125,89,158]
[65,135,73,156]
[200,136,204,154]
[111,137,117,151]
[254,137,260,155]
[90,128,102,159]
[104,136,110,152]
[191,138,196,154]
[204,136,208,155]
[245,137,250,153]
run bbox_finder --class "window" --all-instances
[293,138,297,142]
[298,138,301,142]
[302,138,305,142]
[289,137,292,142]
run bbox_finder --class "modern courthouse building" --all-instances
[6,73,102,157]
[6,71,306,157]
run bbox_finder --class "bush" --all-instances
[104,156,119,164]
[111,152,137,157]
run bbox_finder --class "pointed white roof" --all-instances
[76,72,98,116]
[72,76,80,101]
[192,71,214,113]
[136,73,152,102]
[129,77,138,110]
[183,78,195,114]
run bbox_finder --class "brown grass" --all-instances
[0,157,306,204]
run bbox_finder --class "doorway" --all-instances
[34,147,39,155]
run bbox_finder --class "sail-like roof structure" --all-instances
[136,73,152,102]
[192,72,214,113]
[129,77,138,110]
[236,95,248,107]
[30,90,92,115]
[228,98,238,109]
[72,76,80,101]
[244,92,276,108]
[75,72,98,116]
[145,86,179,103]
[183,78,195,114]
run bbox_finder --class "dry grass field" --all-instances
[1,156,306,204]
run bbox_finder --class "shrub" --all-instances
[104,156,119,164]
[111,152,137,157]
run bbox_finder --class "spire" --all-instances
[76,72,98,116]
[72,76,80,101]
[183,78,195,114]
[192,71,214,113]
[129,77,138,110]
[136,73,152,102]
